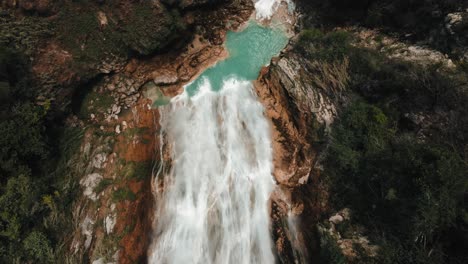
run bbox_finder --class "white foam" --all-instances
[149,77,275,264]
[254,0,293,20]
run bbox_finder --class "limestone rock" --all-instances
[81,216,95,250]
[255,52,347,186]
[92,153,107,169]
[445,11,468,35]
[104,214,116,234]
[80,173,103,201]
[320,208,378,261]
[329,214,344,225]
[97,11,108,27]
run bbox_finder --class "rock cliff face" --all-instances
[255,2,468,260]
[1,0,253,110]
[61,1,254,263]
[254,40,349,262]
[0,0,254,263]
[255,52,348,187]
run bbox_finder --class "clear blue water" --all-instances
[185,21,288,96]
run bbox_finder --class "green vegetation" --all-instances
[123,127,150,139]
[0,47,83,263]
[121,160,153,181]
[326,101,467,263]
[297,29,353,62]
[319,232,346,264]
[296,29,468,263]
[303,0,467,41]
[0,15,53,56]
[95,178,114,194]
[0,2,189,259]
[112,187,136,202]
[79,90,114,119]
[56,2,185,70]
[121,6,185,55]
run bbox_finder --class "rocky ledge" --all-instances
[55,0,255,263]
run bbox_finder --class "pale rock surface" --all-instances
[80,173,103,201]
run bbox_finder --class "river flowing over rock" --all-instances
[150,79,275,263]
[147,2,297,263]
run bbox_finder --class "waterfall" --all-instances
[149,77,275,264]
[254,0,294,20]
[147,2,293,262]
[255,0,280,19]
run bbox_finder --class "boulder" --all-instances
[445,11,468,35]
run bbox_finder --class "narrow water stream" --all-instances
[149,3,291,263]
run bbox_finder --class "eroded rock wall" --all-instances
[63,1,255,263]
[255,43,349,262]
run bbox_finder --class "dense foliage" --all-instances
[0,2,194,262]
[54,1,185,79]
[0,47,82,263]
[296,30,468,263]
[302,0,467,34]
[299,0,468,57]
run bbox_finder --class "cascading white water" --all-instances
[254,0,294,20]
[148,2,294,262]
[254,0,280,19]
[149,77,275,264]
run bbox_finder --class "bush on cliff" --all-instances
[57,1,185,69]
[296,29,468,263]
[326,101,467,264]
[302,0,467,39]
[0,47,82,263]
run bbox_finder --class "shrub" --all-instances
[319,232,347,264]
[112,187,136,202]
[325,101,468,263]
[23,231,53,263]
[296,29,353,62]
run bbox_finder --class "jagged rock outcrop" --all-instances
[318,209,379,262]
[65,1,254,263]
[255,47,348,187]
[254,39,349,262]
[1,0,253,113]
[445,10,468,61]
